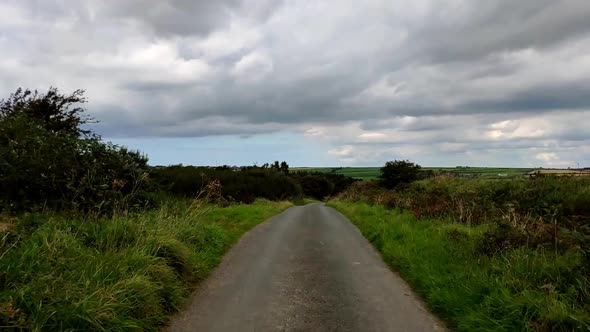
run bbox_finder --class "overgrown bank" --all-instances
[329,201,590,331]
[0,199,291,331]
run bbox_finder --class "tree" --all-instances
[280,161,289,174]
[0,87,150,213]
[0,87,91,137]
[298,175,334,199]
[379,160,422,189]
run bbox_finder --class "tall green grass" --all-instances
[329,201,590,331]
[0,199,291,331]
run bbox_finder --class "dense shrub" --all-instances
[0,88,151,213]
[290,171,356,200]
[379,160,422,189]
[0,87,90,137]
[346,175,590,227]
[219,169,302,203]
[152,166,302,203]
[297,175,334,200]
[337,175,590,259]
[153,166,356,203]
[407,176,590,227]
[478,223,549,255]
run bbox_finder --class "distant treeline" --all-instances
[152,164,356,203]
[0,87,355,214]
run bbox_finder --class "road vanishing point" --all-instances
[168,203,446,332]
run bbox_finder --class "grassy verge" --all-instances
[328,201,589,331]
[0,199,292,331]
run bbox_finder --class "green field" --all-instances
[292,167,533,180]
[292,167,380,180]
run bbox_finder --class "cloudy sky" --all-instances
[2,0,590,167]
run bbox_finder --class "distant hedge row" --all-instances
[151,165,356,203]
[151,166,302,203]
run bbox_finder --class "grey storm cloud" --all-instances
[406,0,590,63]
[100,0,283,37]
[463,81,590,113]
[1,0,590,166]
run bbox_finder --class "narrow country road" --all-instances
[168,203,446,332]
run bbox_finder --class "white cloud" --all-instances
[188,21,263,60]
[303,128,325,137]
[358,132,386,141]
[232,51,274,81]
[328,146,354,157]
[486,119,547,140]
[535,152,575,168]
[0,2,28,27]
[328,146,358,163]
[536,152,559,162]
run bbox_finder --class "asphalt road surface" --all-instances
[168,203,446,332]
